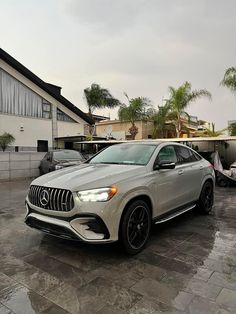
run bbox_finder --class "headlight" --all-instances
[77,187,118,202]
[55,165,64,170]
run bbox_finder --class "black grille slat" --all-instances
[61,190,65,211]
[53,189,57,211]
[57,189,62,211]
[50,189,54,211]
[28,185,74,212]
[65,190,70,211]
[36,186,41,207]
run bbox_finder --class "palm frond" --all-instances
[221,67,236,93]
[84,83,121,114]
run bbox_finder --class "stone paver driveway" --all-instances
[0,180,236,314]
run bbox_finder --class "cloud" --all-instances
[1,0,236,128]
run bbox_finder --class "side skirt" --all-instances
[153,203,196,225]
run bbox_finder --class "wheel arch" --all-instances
[118,194,153,237]
[198,176,215,199]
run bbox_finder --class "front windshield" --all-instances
[89,144,157,165]
[53,150,83,161]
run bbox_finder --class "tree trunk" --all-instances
[176,115,181,138]
[129,123,138,140]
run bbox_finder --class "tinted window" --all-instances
[89,144,157,165]
[156,146,177,163]
[193,151,202,161]
[175,146,199,164]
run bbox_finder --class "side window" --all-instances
[175,146,199,164]
[156,145,177,164]
[193,152,202,161]
[43,152,50,160]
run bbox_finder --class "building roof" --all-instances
[92,114,110,122]
[77,136,236,144]
[0,48,93,125]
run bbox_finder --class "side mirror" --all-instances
[154,160,176,170]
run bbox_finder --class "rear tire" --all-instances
[120,200,151,255]
[196,181,214,214]
[217,177,229,187]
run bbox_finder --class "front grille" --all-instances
[28,185,74,212]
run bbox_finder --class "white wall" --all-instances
[0,152,45,181]
[195,140,236,167]
[0,114,52,148]
[0,59,88,149]
[0,59,85,125]
[57,121,84,138]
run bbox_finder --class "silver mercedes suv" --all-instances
[25,142,215,254]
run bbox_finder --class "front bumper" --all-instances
[25,201,117,243]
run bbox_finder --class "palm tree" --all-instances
[221,67,236,94]
[152,104,171,138]
[118,95,151,140]
[229,122,236,136]
[195,123,227,137]
[84,83,121,118]
[167,82,211,137]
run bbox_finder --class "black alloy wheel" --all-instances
[197,181,214,214]
[120,200,151,254]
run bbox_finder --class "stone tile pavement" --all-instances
[0,180,236,313]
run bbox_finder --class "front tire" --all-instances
[120,200,151,255]
[196,181,214,214]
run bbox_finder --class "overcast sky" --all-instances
[1,0,236,129]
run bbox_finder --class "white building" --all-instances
[0,48,92,152]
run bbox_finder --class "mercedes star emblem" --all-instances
[40,190,49,206]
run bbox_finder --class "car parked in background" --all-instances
[39,149,85,175]
[27,142,215,254]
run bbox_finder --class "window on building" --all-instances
[0,69,51,119]
[37,140,48,152]
[42,101,51,119]
[57,108,75,122]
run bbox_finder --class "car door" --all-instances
[152,145,182,215]
[174,145,204,205]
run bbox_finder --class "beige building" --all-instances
[95,119,154,140]
[0,48,92,152]
[96,115,199,140]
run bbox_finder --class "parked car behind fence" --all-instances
[39,149,85,175]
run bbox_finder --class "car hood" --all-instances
[32,163,147,191]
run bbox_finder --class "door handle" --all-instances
[199,165,204,170]
[178,170,184,175]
